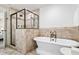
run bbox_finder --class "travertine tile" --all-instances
[0,47,22,55]
[39,26,79,41]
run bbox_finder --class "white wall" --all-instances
[0,8,6,31]
[73,7,79,26]
[0,12,5,30]
[40,5,78,28]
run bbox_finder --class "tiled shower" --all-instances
[10,9,39,54]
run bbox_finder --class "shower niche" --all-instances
[10,9,39,47]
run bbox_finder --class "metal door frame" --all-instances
[10,9,25,46]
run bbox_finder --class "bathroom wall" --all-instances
[73,7,79,26]
[40,4,78,28]
[0,12,5,31]
[0,7,6,31]
[39,26,79,41]
[39,4,79,41]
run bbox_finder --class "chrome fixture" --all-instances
[50,30,57,42]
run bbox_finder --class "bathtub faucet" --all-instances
[50,30,57,42]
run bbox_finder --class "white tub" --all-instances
[34,37,79,55]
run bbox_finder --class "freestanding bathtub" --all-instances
[34,37,79,55]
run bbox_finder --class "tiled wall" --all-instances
[16,29,39,54]
[39,26,79,41]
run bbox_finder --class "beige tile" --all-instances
[39,26,79,41]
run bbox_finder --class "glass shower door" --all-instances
[10,14,16,46]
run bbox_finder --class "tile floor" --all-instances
[27,50,38,55]
[0,47,23,55]
[0,40,37,55]
[0,47,37,55]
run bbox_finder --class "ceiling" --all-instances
[0,4,50,10]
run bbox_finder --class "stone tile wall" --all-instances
[39,26,79,41]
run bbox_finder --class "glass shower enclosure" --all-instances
[10,9,39,46]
